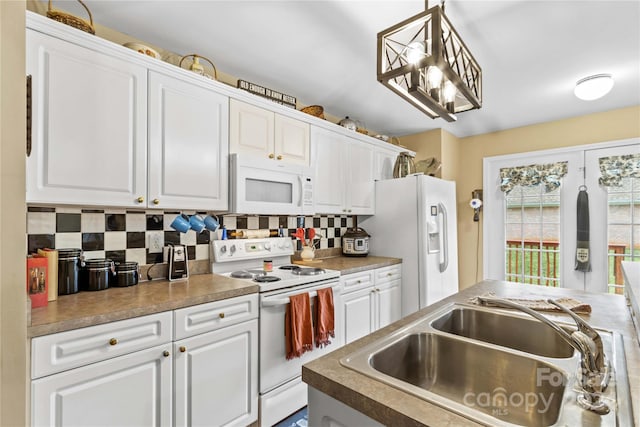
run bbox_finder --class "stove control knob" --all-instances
[264,242,271,251]
[220,246,227,254]
[229,244,236,255]
[284,240,292,249]
[277,242,285,249]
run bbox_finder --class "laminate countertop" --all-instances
[302,280,640,426]
[29,274,258,338]
[293,255,402,275]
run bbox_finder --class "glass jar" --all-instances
[57,248,82,295]
[393,151,416,178]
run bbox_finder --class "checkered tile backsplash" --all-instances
[27,206,353,266]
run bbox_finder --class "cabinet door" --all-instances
[274,114,310,165]
[148,72,229,210]
[342,287,375,344]
[26,30,147,207]
[346,140,375,215]
[174,319,258,427]
[376,279,402,330]
[32,344,172,427]
[375,148,398,181]
[229,99,274,159]
[312,126,345,214]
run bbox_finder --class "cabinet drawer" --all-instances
[375,264,402,285]
[341,271,374,293]
[174,294,258,340]
[31,311,172,379]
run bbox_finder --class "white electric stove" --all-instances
[210,237,344,427]
[211,237,340,292]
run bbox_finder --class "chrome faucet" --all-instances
[477,297,611,415]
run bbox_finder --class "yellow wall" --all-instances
[456,105,640,289]
[0,1,28,425]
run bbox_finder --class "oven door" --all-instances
[259,280,343,394]
[230,153,314,215]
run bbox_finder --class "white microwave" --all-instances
[230,153,315,215]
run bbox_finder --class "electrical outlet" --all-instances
[148,232,163,254]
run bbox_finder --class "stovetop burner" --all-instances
[253,275,281,283]
[230,271,254,279]
[279,265,301,271]
[292,267,326,276]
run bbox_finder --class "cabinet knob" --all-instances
[109,338,118,346]
[163,350,170,357]
[179,346,186,353]
[277,155,283,160]
[136,196,144,204]
[219,312,225,319]
[357,280,361,284]
[348,209,353,213]
[387,273,392,276]
[153,198,160,205]
[268,153,275,159]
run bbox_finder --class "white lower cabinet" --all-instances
[31,295,259,427]
[341,265,402,344]
[31,312,173,427]
[308,386,383,427]
[174,315,258,427]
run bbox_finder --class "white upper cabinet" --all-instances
[148,71,229,211]
[312,126,374,215]
[26,29,148,207]
[374,147,398,181]
[230,99,310,165]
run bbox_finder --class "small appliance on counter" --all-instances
[342,227,370,257]
[165,244,189,281]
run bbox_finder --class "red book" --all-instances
[27,256,48,308]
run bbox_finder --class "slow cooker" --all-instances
[342,227,370,257]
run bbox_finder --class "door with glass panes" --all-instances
[484,138,639,293]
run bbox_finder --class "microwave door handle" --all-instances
[261,285,342,307]
[297,175,304,207]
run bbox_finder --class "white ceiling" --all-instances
[62,0,640,138]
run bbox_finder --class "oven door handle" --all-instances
[261,284,342,308]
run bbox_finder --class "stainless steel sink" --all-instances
[431,307,574,358]
[370,332,565,426]
[340,303,633,427]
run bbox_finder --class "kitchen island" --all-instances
[302,280,640,426]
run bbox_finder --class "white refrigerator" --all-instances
[360,174,459,317]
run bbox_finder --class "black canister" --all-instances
[82,258,115,291]
[113,262,139,287]
[57,248,82,295]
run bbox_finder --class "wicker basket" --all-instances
[47,0,95,35]
[300,105,325,119]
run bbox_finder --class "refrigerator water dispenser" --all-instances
[428,205,441,254]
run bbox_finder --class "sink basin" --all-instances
[340,303,633,427]
[370,332,565,426]
[431,307,574,358]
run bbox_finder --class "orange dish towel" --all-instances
[285,293,314,360]
[315,287,335,348]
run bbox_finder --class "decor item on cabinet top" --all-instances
[300,105,325,119]
[123,42,160,59]
[46,0,95,34]
[393,151,416,178]
[338,116,357,131]
[237,79,296,108]
[415,157,441,176]
[377,0,482,122]
[179,54,218,80]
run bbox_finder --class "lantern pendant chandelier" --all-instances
[377,0,482,122]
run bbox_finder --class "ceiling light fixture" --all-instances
[377,0,482,122]
[574,74,614,101]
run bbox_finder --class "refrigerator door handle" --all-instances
[438,202,449,273]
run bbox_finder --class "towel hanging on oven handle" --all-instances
[575,185,591,272]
